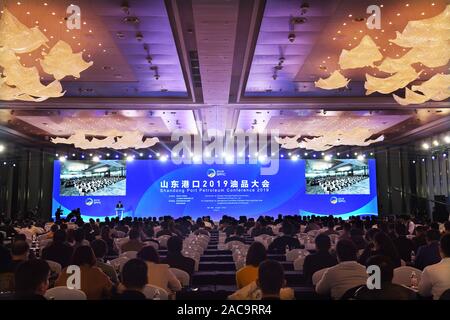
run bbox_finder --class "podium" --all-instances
[115,208,124,219]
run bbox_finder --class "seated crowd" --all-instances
[308,175,369,194]
[0,213,449,300]
[61,176,126,196]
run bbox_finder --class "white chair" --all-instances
[226,240,246,251]
[143,285,169,300]
[312,268,329,286]
[286,249,308,262]
[114,237,129,254]
[393,266,422,287]
[113,230,126,238]
[120,251,137,259]
[144,241,159,250]
[157,235,172,249]
[235,258,245,271]
[307,230,320,238]
[169,268,190,287]
[46,260,62,276]
[329,234,339,244]
[44,286,87,300]
[109,257,129,273]
[293,256,306,271]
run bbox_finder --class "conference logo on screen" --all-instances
[330,196,346,204]
[85,198,101,206]
[207,169,216,178]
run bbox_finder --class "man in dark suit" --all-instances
[225,225,246,244]
[161,236,195,277]
[415,229,441,270]
[393,223,414,263]
[41,230,74,268]
[303,234,338,285]
[268,221,300,252]
[412,226,427,252]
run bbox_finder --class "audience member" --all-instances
[257,260,285,300]
[303,234,338,285]
[268,221,300,252]
[14,259,50,300]
[41,230,73,268]
[315,239,367,299]
[236,242,267,289]
[415,229,441,270]
[354,255,416,300]
[121,229,144,253]
[91,239,119,284]
[418,233,450,299]
[55,246,112,300]
[114,259,148,300]
[137,246,182,294]
[161,236,195,277]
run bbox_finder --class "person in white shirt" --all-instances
[418,233,450,299]
[316,239,368,299]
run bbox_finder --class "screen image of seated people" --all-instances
[60,160,127,196]
[305,159,370,195]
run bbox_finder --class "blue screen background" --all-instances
[52,159,378,220]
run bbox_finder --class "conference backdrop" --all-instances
[52,159,378,220]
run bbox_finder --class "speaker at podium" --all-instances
[115,201,124,219]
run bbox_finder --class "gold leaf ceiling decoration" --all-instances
[0,8,48,53]
[365,66,421,95]
[389,5,450,48]
[411,73,450,101]
[316,5,449,107]
[393,88,429,106]
[314,70,350,90]
[40,40,94,80]
[338,35,383,70]
[0,9,93,102]
[51,131,160,150]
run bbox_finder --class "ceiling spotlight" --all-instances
[288,33,296,43]
[422,143,430,150]
[0,145,4,152]
[324,155,332,161]
[291,154,299,161]
[59,156,66,162]
[121,0,130,14]
[135,32,143,41]
[432,140,439,146]
[139,153,144,157]
[225,155,235,163]
[357,155,364,161]
[444,136,450,143]
[123,16,140,24]
[92,156,100,162]
[160,155,168,162]
[126,155,134,162]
